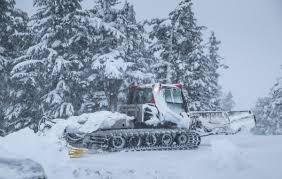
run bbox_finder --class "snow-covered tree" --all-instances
[11,0,94,123]
[150,0,204,84]
[182,27,225,111]
[0,0,30,128]
[268,76,282,134]
[253,67,282,135]
[206,31,227,110]
[89,0,153,111]
[149,18,175,83]
[118,2,154,102]
[150,0,226,111]
[88,0,128,112]
[0,0,30,59]
[252,97,271,135]
[184,45,214,111]
[220,91,235,111]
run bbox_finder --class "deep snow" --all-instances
[1,128,282,179]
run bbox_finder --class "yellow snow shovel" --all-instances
[69,148,88,158]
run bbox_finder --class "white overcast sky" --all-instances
[15,0,282,110]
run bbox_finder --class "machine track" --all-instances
[66,129,201,152]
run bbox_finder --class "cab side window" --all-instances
[132,88,154,104]
[164,89,173,103]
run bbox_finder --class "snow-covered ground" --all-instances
[1,128,282,179]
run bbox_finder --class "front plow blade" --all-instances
[189,110,256,134]
[69,148,88,158]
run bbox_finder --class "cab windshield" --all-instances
[164,88,183,104]
[163,87,185,113]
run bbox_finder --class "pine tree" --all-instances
[118,2,154,102]
[0,0,30,128]
[89,0,153,111]
[11,0,93,123]
[184,45,212,111]
[183,28,225,111]
[149,17,175,83]
[150,0,212,111]
[150,0,204,84]
[252,97,271,135]
[253,67,282,135]
[89,0,128,112]
[268,75,282,134]
[206,31,226,110]
[150,1,226,111]
[220,91,235,111]
[0,0,31,59]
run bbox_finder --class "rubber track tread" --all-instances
[84,128,201,152]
